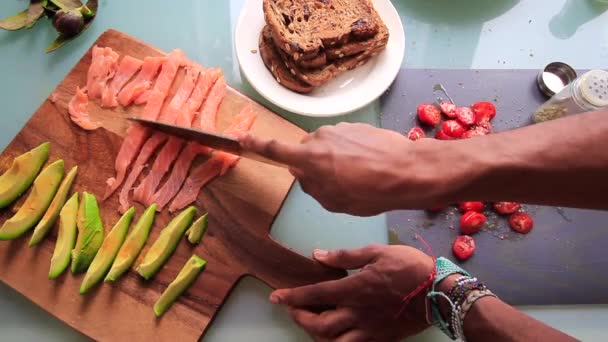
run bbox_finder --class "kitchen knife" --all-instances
[128,117,287,168]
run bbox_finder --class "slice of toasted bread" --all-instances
[295,21,388,68]
[325,20,389,60]
[259,28,315,94]
[263,0,381,61]
[267,30,384,87]
[297,53,328,69]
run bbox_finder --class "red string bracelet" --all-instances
[395,234,437,320]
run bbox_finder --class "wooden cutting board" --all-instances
[0,29,344,341]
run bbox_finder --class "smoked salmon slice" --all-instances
[148,142,211,210]
[117,132,168,213]
[68,87,100,130]
[87,46,119,99]
[198,75,227,131]
[168,105,258,212]
[117,56,164,107]
[177,68,222,127]
[104,89,166,200]
[134,49,185,105]
[159,65,200,123]
[101,55,143,108]
[133,67,218,205]
[128,66,200,206]
[147,72,226,210]
[168,156,224,213]
[215,104,258,175]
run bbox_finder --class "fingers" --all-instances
[288,307,356,338]
[239,134,307,166]
[335,330,368,342]
[270,273,365,307]
[312,245,383,270]
[288,166,304,178]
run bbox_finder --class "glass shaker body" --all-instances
[534,70,608,123]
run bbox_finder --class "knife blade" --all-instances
[127,117,287,168]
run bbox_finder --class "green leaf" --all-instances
[0,9,29,31]
[0,1,46,31]
[45,35,69,52]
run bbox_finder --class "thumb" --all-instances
[312,244,383,270]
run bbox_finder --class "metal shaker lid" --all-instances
[579,70,608,108]
[537,62,577,97]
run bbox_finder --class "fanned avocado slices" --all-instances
[0,159,64,240]
[71,191,104,274]
[136,206,196,280]
[49,192,79,279]
[0,142,49,209]
[185,213,208,245]
[29,166,78,246]
[80,207,134,294]
[104,204,157,282]
[153,255,206,317]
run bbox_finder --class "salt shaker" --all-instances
[534,69,608,123]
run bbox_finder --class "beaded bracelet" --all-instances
[429,272,493,341]
[449,288,496,341]
[447,278,494,340]
[427,258,471,340]
[458,288,497,324]
[447,277,485,311]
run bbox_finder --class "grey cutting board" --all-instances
[380,69,608,305]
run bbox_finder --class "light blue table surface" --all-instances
[0,0,607,341]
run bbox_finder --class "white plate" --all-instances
[234,0,405,117]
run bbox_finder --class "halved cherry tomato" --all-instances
[407,127,426,141]
[476,121,493,134]
[493,202,521,214]
[472,101,497,123]
[460,211,486,234]
[459,201,485,213]
[453,235,476,260]
[435,129,455,140]
[462,126,488,139]
[456,107,476,126]
[441,120,466,138]
[440,101,457,118]
[417,104,442,126]
[509,212,534,234]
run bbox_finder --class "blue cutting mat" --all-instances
[380,69,608,305]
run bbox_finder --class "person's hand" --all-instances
[269,244,434,342]
[240,122,470,216]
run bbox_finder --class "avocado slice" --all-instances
[29,166,78,247]
[49,193,78,279]
[0,159,64,240]
[153,254,206,317]
[105,204,157,282]
[71,192,104,274]
[80,207,134,294]
[136,206,196,280]
[0,142,50,209]
[185,213,208,244]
